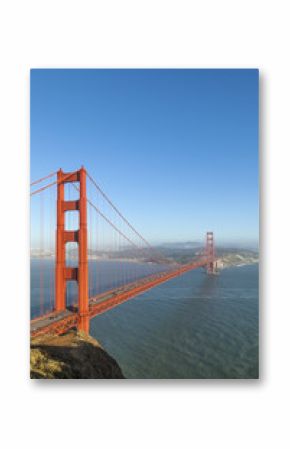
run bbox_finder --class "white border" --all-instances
[0,1,289,448]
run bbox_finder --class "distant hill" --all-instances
[30,242,259,268]
[158,241,201,249]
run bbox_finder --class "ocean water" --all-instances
[31,261,259,379]
[30,259,169,318]
[90,264,259,379]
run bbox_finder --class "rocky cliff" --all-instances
[30,331,125,379]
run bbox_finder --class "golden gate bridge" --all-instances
[30,166,217,337]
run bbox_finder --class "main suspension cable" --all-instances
[86,170,175,264]
[30,170,57,187]
[30,171,78,196]
[71,183,141,251]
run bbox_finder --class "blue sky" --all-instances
[31,69,259,247]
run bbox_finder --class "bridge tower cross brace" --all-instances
[55,167,89,333]
[206,231,215,274]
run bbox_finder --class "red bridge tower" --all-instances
[55,167,89,333]
[206,231,216,274]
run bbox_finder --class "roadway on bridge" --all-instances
[31,258,209,337]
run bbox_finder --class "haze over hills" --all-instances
[152,244,259,267]
[158,240,259,251]
[30,241,259,268]
[158,241,201,249]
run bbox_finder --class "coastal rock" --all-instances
[30,331,125,379]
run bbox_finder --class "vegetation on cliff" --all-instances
[30,331,125,379]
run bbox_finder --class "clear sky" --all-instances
[31,69,259,247]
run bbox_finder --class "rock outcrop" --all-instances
[30,331,125,379]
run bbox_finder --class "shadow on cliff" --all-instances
[31,332,125,379]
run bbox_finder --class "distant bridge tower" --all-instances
[205,231,215,274]
[55,167,89,333]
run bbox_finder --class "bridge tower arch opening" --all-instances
[55,167,89,333]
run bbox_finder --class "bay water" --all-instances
[31,260,259,379]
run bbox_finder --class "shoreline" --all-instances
[220,261,259,270]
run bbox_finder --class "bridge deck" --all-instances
[31,258,209,337]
